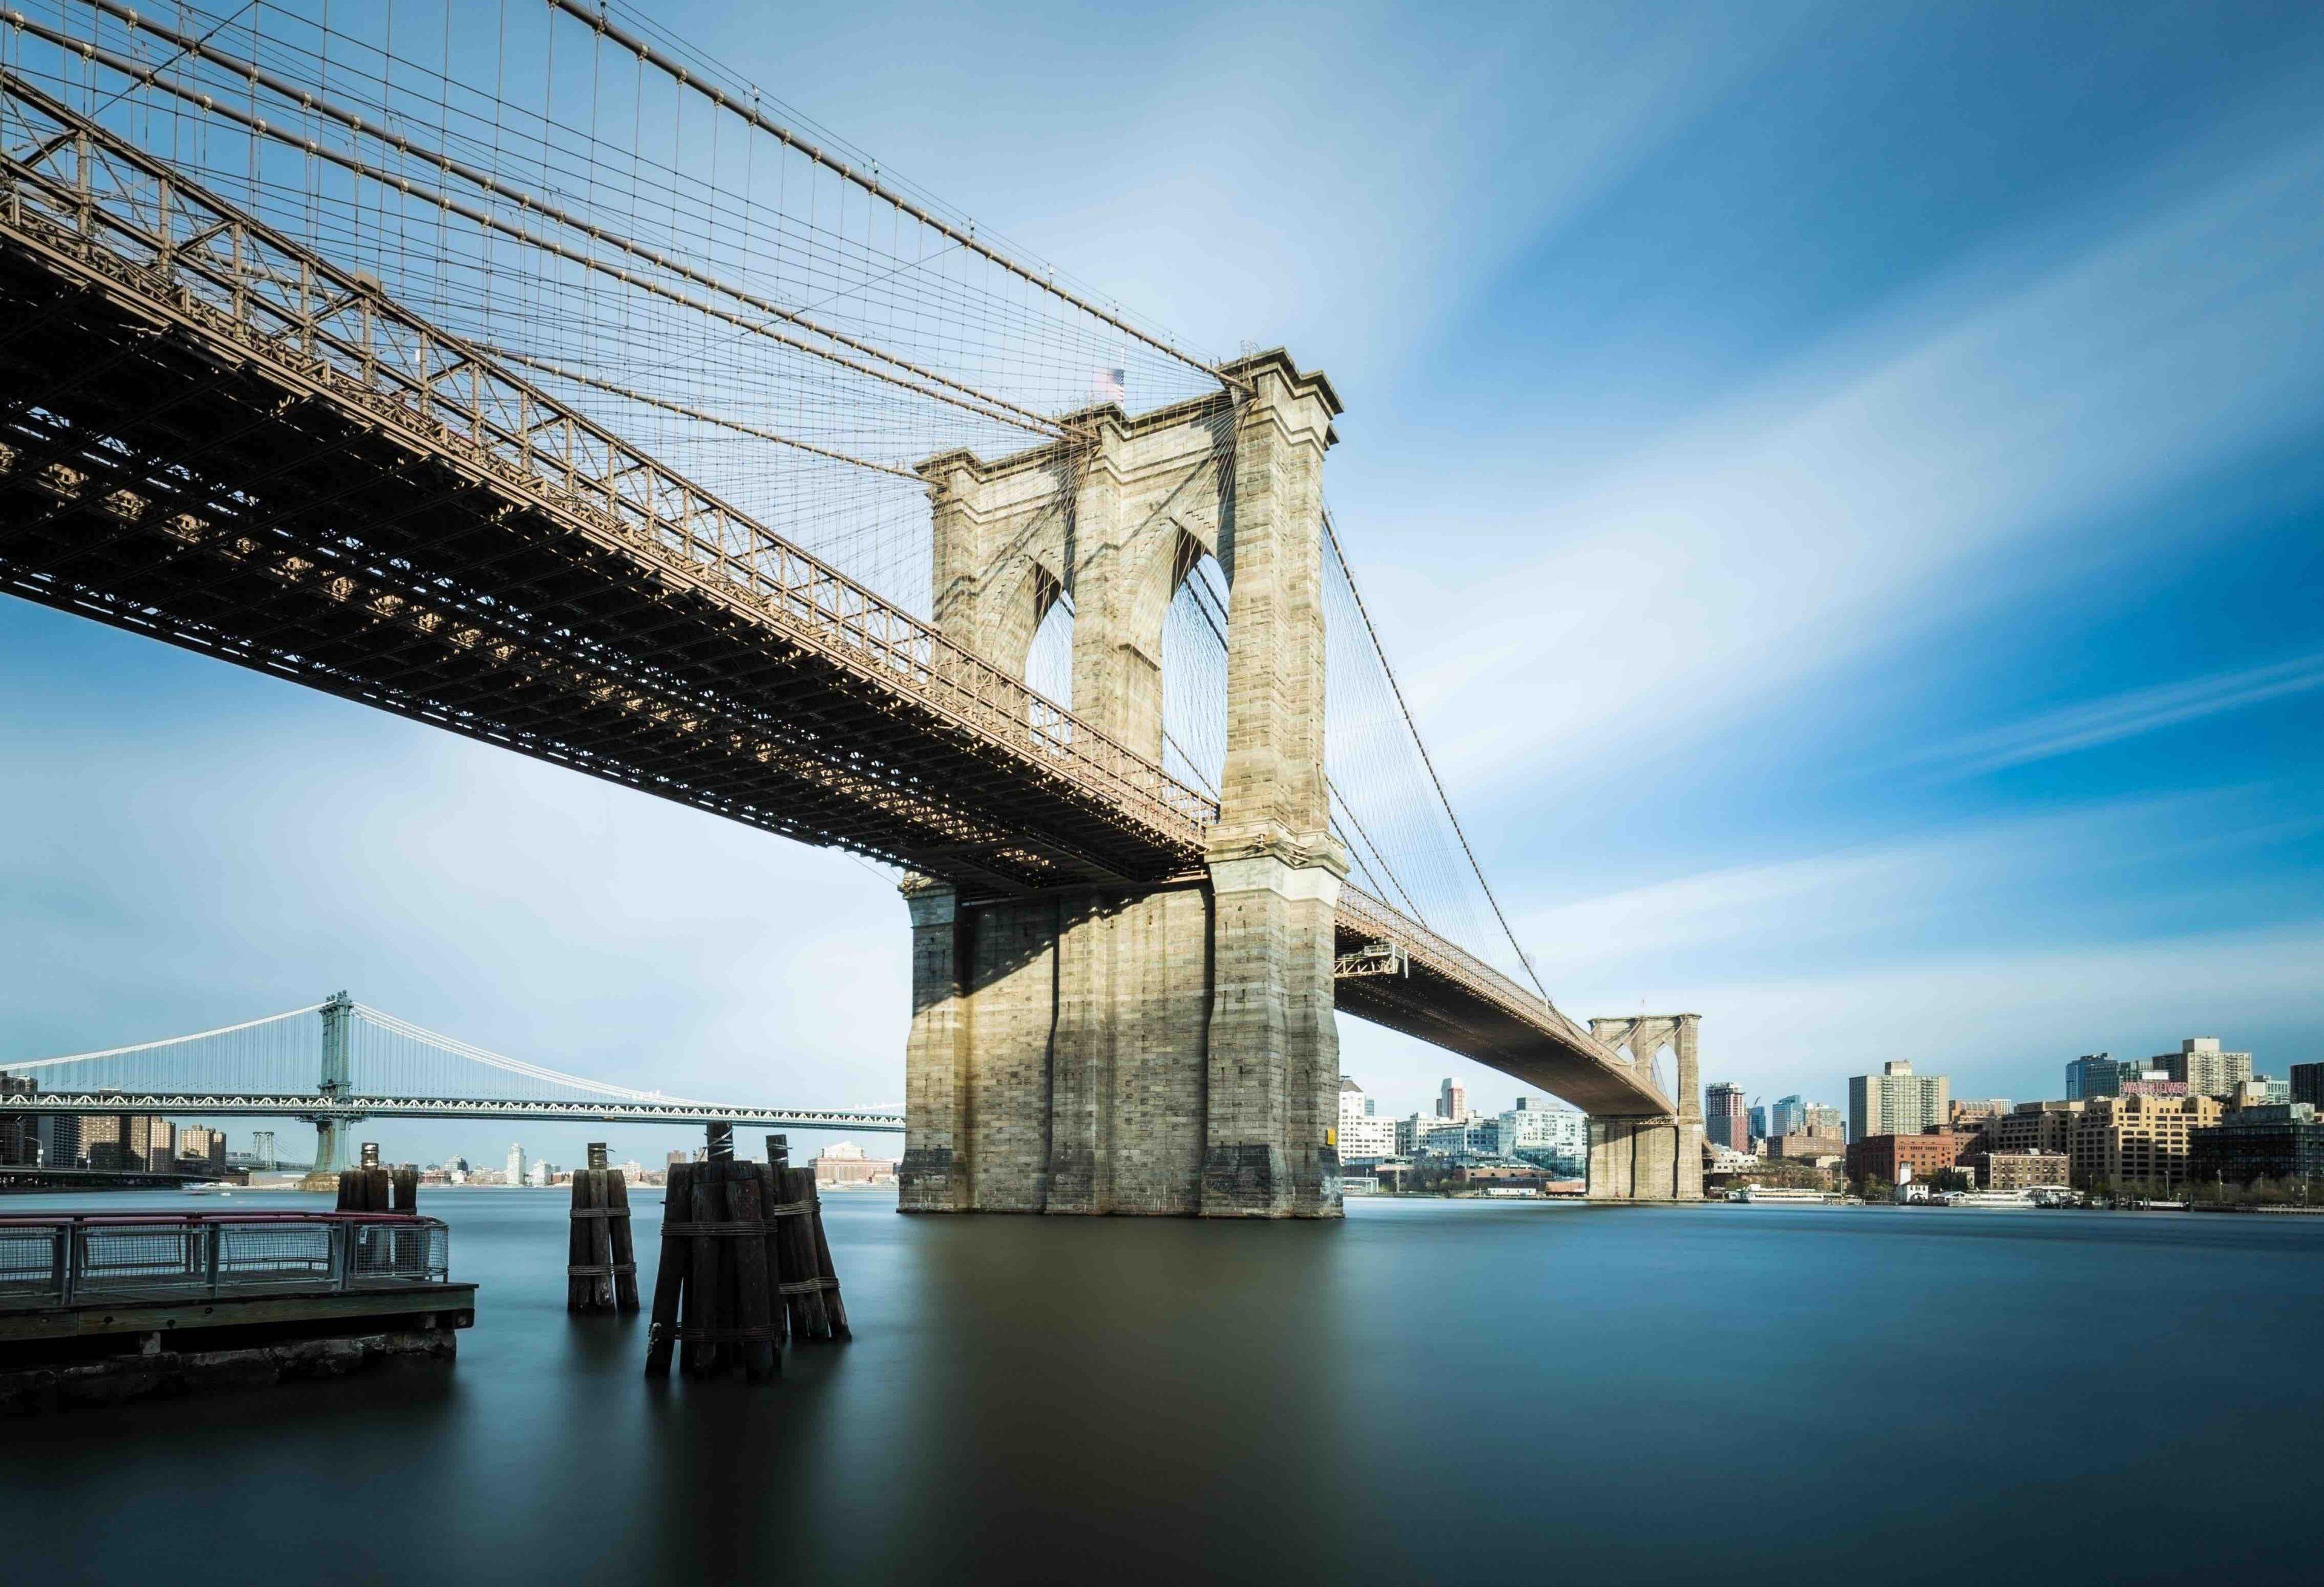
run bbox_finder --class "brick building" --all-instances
[1766,1131,1846,1162]
[1846,1131,1966,1187]
[1977,1150,2070,1190]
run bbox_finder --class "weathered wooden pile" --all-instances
[336,1143,418,1211]
[566,1142,639,1314]
[643,1130,850,1381]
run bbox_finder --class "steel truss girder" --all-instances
[0,1094,907,1130]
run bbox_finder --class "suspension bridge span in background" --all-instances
[2,994,905,1174]
[0,1,1701,1210]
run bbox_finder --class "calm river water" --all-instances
[6,1188,2321,1584]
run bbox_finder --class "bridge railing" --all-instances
[1339,885,1656,1097]
[0,1212,450,1311]
[0,68,1219,850]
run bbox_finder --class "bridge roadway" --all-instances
[1,1095,905,1131]
[0,73,1669,1120]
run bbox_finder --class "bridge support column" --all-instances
[1199,354,1345,1219]
[312,1118,349,1176]
[1583,1014,1705,1202]
[898,351,1346,1219]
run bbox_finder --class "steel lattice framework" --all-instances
[1,1094,905,1131]
[0,65,1670,1116]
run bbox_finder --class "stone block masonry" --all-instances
[1584,1015,1705,1202]
[901,352,1346,1218]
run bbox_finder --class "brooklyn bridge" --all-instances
[0,0,1702,1212]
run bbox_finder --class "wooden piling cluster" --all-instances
[335,1156,416,1212]
[643,1133,850,1381]
[566,1142,638,1314]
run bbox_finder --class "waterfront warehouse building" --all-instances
[1845,1131,1967,1187]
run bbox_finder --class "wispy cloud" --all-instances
[1922,651,2324,775]
[1378,113,2324,794]
[1511,788,2324,993]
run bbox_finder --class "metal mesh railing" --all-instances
[0,1214,451,1309]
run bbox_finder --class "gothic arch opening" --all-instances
[1159,545,1229,796]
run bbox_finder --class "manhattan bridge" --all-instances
[0,0,1702,1211]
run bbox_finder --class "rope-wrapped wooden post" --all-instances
[337,1144,390,1211]
[727,1158,780,1382]
[606,1157,640,1314]
[567,1144,635,1314]
[390,1164,419,1212]
[767,1152,804,1356]
[682,1129,729,1375]
[642,1160,689,1378]
[767,1134,847,1343]
[804,1172,852,1341]
[640,1130,847,1378]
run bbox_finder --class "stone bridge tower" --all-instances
[1582,1014,1704,1201]
[897,350,1347,1218]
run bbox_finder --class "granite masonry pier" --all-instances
[900,352,1347,1219]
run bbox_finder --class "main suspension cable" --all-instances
[1321,506,1550,1001]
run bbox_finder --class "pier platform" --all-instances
[1,1211,473,1413]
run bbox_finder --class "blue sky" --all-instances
[5,0,2322,1161]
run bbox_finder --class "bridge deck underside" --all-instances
[0,202,1669,1119]
[1332,924,1667,1116]
[0,238,1194,896]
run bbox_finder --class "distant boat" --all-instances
[1736,1185,1833,1203]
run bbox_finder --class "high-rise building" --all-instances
[1850,1061,1948,1142]
[507,1142,527,1187]
[1437,1078,1467,1121]
[34,1114,80,1170]
[2154,1038,2253,1100]
[1337,1079,1397,1164]
[1770,1095,1807,1137]
[79,1111,126,1170]
[2071,1093,2225,1192]
[1500,1099,1585,1170]
[177,1125,227,1172]
[1705,1082,1749,1151]
[1989,1100,2085,1156]
[133,1116,176,1173]
[2066,1053,2145,1101]
[2291,1063,2324,1110]
[1804,1103,1845,1140]
[1747,1104,1769,1142]
[252,1130,277,1170]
